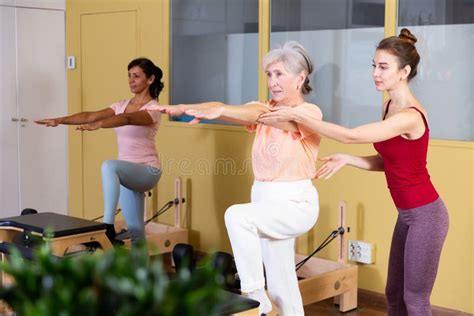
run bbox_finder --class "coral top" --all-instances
[109,99,162,169]
[373,104,438,209]
[248,101,321,182]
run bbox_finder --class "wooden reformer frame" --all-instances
[115,177,189,256]
[296,201,358,313]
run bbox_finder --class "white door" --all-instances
[0,6,20,217]
[0,6,68,217]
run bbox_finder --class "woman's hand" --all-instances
[185,107,224,125]
[76,121,102,131]
[315,154,349,179]
[152,105,169,113]
[34,118,61,127]
[155,105,187,116]
[257,106,299,124]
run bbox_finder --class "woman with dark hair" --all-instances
[259,29,449,316]
[36,57,164,249]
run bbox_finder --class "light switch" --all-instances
[67,56,76,69]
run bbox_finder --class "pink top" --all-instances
[109,99,162,169]
[248,101,321,182]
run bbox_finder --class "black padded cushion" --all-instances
[0,212,106,237]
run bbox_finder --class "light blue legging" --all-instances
[101,159,161,245]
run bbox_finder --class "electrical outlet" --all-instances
[348,240,376,264]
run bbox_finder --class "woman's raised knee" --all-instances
[101,159,118,174]
[224,205,246,227]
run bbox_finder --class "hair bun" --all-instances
[399,28,417,45]
[155,64,163,79]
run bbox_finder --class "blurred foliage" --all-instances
[0,243,232,316]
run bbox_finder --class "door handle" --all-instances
[11,118,19,122]
[20,118,28,122]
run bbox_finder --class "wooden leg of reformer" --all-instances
[1,253,14,286]
[336,287,358,312]
[333,200,358,311]
[0,228,23,286]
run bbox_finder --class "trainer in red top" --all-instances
[374,104,439,209]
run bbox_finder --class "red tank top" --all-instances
[373,102,439,209]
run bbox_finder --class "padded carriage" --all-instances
[0,212,112,256]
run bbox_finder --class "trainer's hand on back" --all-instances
[315,154,348,179]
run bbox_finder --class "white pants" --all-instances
[225,180,319,316]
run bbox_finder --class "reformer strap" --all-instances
[295,226,345,271]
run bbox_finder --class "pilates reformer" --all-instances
[0,209,114,286]
[0,177,188,258]
[0,215,258,316]
[0,211,113,257]
[294,201,358,313]
[172,201,358,315]
[113,177,189,256]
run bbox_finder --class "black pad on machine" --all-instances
[0,212,106,237]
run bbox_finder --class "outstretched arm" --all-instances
[76,110,155,131]
[155,102,268,125]
[156,102,300,132]
[154,103,219,117]
[184,102,268,124]
[185,102,301,132]
[259,106,421,144]
[35,108,115,126]
[316,153,384,179]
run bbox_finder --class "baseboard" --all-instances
[358,289,472,316]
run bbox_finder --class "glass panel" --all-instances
[272,0,384,31]
[399,0,474,26]
[171,0,259,123]
[399,0,474,140]
[270,0,385,128]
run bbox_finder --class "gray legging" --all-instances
[101,159,161,245]
[386,198,449,316]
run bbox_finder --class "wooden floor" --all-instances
[160,254,469,316]
[304,297,387,316]
[303,297,470,316]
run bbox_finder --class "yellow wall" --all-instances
[66,0,473,313]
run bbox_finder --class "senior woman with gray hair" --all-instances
[156,42,322,315]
